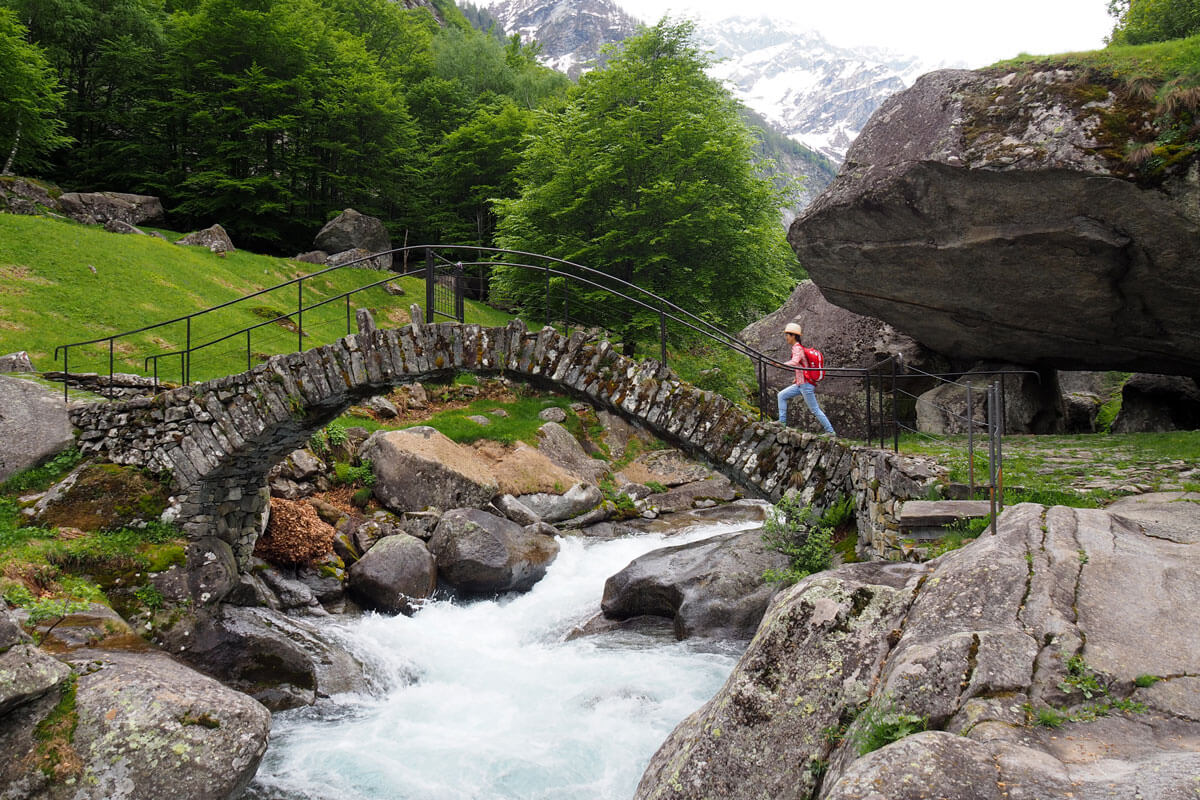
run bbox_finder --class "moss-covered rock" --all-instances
[30,463,169,532]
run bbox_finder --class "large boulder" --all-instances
[428,508,559,595]
[362,427,499,513]
[535,421,609,485]
[1111,373,1200,432]
[915,363,1063,434]
[176,223,235,253]
[740,281,941,437]
[789,68,1200,378]
[0,177,58,215]
[163,605,366,711]
[601,528,790,640]
[57,191,164,226]
[634,500,1200,800]
[514,482,602,523]
[0,648,269,800]
[314,209,392,270]
[0,609,72,718]
[0,375,73,483]
[347,533,437,615]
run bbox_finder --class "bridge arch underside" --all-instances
[72,320,856,585]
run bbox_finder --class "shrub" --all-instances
[762,493,835,585]
[847,697,928,755]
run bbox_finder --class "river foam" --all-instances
[246,520,757,800]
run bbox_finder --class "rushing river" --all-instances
[246,519,757,800]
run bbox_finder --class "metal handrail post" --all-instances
[108,338,115,400]
[563,279,570,337]
[425,248,435,322]
[297,279,304,353]
[659,307,667,365]
[62,347,69,401]
[455,264,465,322]
[878,367,886,449]
[996,382,1005,512]
[346,295,351,335]
[864,370,872,444]
[545,265,551,328]
[185,317,191,384]
[246,330,252,372]
[891,358,899,452]
[967,383,975,495]
[988,382,998,535]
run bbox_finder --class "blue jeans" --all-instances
[778,382,835,434]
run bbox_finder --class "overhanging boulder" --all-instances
[789,68,1200,378]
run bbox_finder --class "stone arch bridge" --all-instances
[70,317,939,599]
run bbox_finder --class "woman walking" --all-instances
[777,322,835,436]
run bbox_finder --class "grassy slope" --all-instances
[0,214,511,382]
[1000,33,1200,80]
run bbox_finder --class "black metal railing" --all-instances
[52,244,1019,510]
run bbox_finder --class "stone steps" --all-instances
[897,499,994,541]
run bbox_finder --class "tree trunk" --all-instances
[2,121,20,176]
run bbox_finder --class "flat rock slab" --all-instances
[897,499,993,527]
[1106,491,1200,545]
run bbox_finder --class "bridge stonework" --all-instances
[69,319,943,599]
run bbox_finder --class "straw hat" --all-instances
[783,322,803,336]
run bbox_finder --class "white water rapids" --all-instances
[246,519,758,800]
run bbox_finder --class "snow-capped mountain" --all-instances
[485,0,640,78]
[698,17,940,162]
[483,0,944,164]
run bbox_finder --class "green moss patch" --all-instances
[35,464,169,532]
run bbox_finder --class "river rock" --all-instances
[314,209,391,269]
[601,528,790,640]
[641,475,736,515]
[789,67,1200,377]
[428,508,559,595]
[494,494,541,526]
[0,375,73,483]
[165,605,365,711]
[634,500,1200,800]
[0,609,71,718]
[535,421,608,485]
[0,647,269,800]
[515,482,602,523]
[347,533,437,615]
[615,448,711,488]
[57,191,164,226]
[362,427,498,513]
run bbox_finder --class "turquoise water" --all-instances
[246,522,753,800]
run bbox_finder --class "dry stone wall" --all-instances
[69,319,943,596]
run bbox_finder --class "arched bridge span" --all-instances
[70,317,869,600]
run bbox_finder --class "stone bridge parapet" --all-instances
[69,318,944,600]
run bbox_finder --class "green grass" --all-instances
[998,34,1200,83]
[331,387,580,447]
[0,214,510,383]
[898,430,1200,506]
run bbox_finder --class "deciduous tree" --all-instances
[492,19,800,345]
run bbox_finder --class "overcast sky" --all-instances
[626,0,1115,67]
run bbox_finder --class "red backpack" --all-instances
[802,346,825,383]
